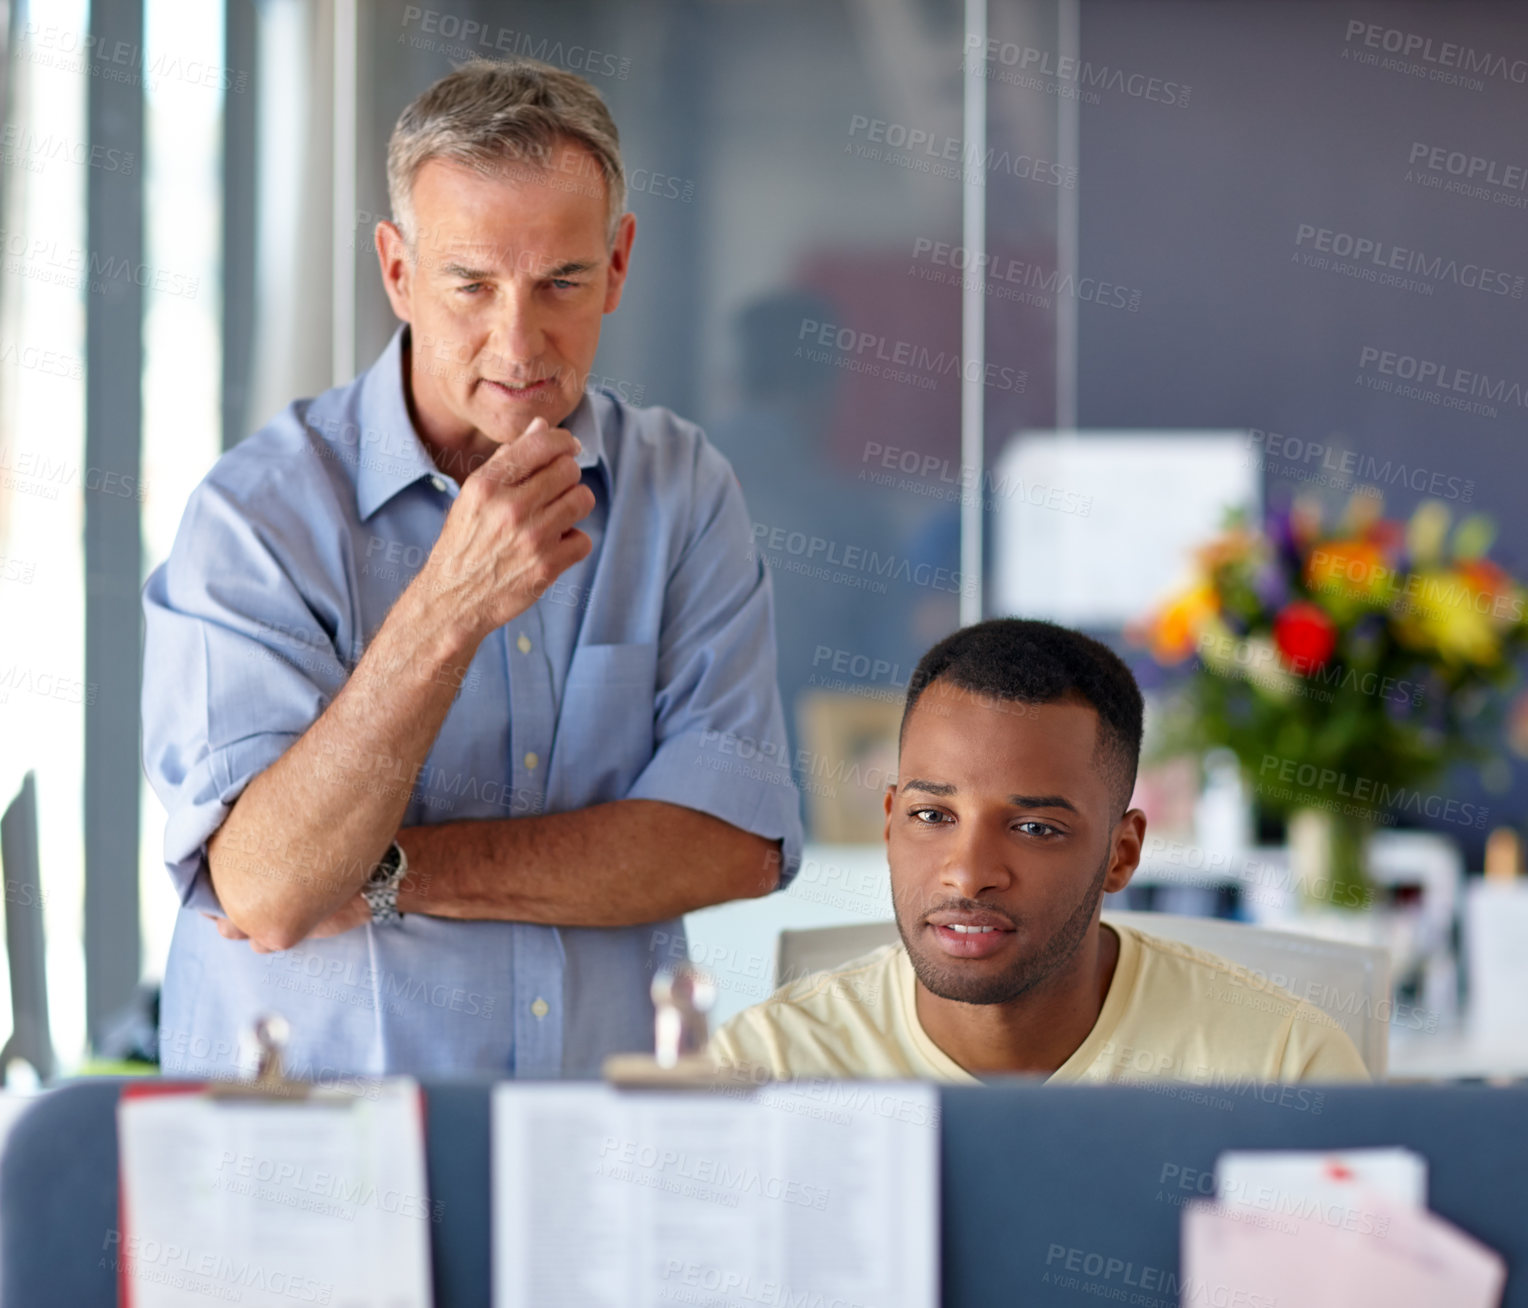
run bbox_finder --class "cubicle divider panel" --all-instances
[941,1083,1528,1306]
[4,1079,1526,1307]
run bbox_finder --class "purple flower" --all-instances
[1253,563,1290,612]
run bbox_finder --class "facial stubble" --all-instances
[898,849,1111,1006]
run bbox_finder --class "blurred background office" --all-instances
[2,0,1527,1079]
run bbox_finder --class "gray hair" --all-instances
[387,57,626,253]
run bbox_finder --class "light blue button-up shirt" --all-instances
[142,324,802,1081]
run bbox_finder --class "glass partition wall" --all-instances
[5,0,1527,1061]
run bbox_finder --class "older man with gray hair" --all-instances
[141,58,801,1079]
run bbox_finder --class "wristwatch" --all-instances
[362,840,408,924]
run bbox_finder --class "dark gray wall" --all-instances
[1078,0,1528,857]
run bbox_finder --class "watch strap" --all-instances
[362,840,407,924]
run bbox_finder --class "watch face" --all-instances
[369,844,401,886]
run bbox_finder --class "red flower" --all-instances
[1273,601,1338,674]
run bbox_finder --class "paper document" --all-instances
[991,431,1258,626]
[492,1080,939,1308]
[116,1079,433,1308]
[1215,1147,1428,1213]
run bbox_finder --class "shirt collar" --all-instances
[355,323,608,522]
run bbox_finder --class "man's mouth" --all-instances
[925,912,1016,959]
[483,376,554,399]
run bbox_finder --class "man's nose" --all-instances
[490,284,546,365]
[939,822,1014,901]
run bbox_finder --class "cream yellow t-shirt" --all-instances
[708,923,1369,1085]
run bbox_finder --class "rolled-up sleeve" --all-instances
[141,472,352,914]
[624,440,805,888]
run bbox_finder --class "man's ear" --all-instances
[602,212,636,314]
[882,783,897,846]
[376,220,414,323]
[1104,809,1147,894]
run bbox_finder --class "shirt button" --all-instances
[531,997,550,1019]
[516,634,532,654]
[524,752,539,771]
[430,476,446,493]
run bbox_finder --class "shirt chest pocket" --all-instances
[553,642,658,804]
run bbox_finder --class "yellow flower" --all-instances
[1407,500,1451,568]
[1451,514,1496,562]
[1394,566,1506,666]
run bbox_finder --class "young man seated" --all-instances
[710,619,1369,1085]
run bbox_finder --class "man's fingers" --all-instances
[536,480,598,539]
[541,526,595,578]
[516,452,586,515]
[476,418,580,489]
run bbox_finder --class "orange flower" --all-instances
[1305,539,1392,604]
[1143,582,1219,663]
[1457,557,1512,602]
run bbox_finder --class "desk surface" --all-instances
[4,1079,1524,1307]
[1390,1027,1528,1080]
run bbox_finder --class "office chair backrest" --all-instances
[775,911,1390,1078]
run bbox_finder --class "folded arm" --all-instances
[211,789,780,951]
[393,801,780,925]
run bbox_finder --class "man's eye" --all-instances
[909,808,949,824]
[550,278,581,291]
[458,282,485,295]
[1016,820,1059,838]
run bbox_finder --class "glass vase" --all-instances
[1286,807,1373,912]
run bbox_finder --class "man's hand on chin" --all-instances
[201,894,373,954]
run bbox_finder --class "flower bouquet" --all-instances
[1132,492,1528,907]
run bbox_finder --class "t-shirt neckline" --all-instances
[895,921,1140,1083]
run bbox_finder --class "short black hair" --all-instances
[899,619,1144,815]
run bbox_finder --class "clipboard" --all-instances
[600,964,754,1093]
[601,1050,743,1090]
[491,1080,942,1308]
[115,1016,433,1308]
